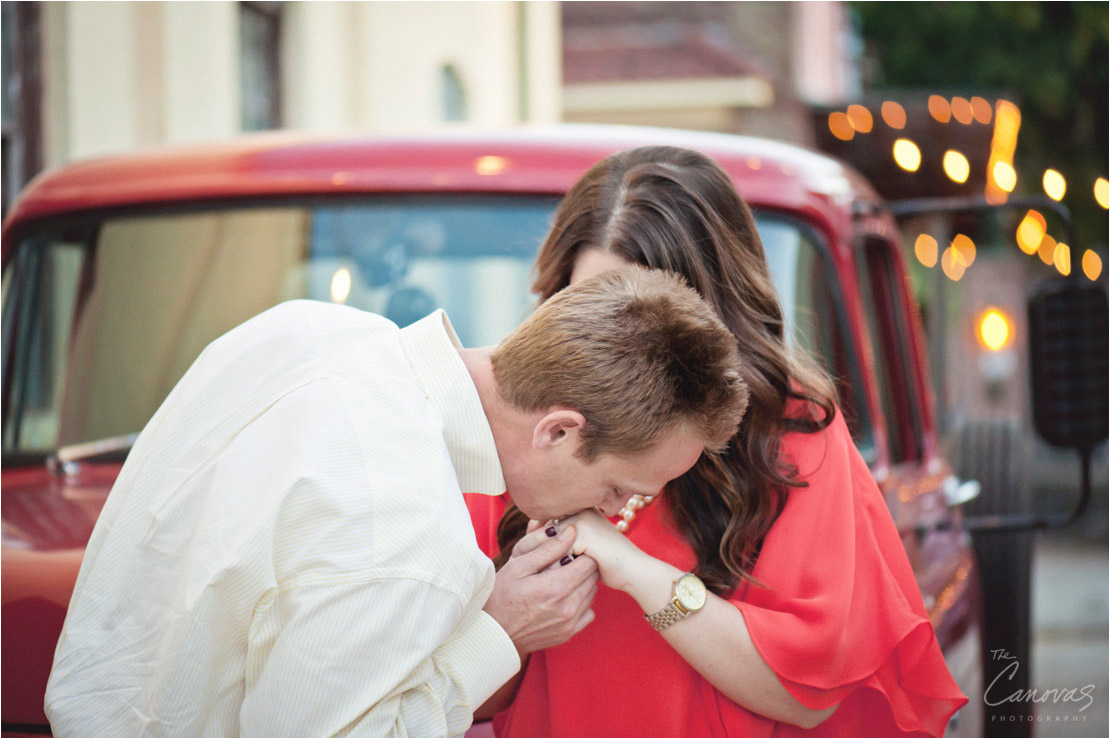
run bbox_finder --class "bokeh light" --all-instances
[1037,233,1058,265]
[914,234,938,267]
[970,96,992,124]
[941,246,966,281]
[1053,242,1071,276]
[1016,210,1046,254]
[1042,169,1066,201]
[951,97,973,124]
[1095,178,1109,209]
[977,308,1013,351]
[330,267,352,303]
[928,95,952,123]
[829,112,855,141]
[847,105,873,133]
[1082,250,1103,281]
[951,234,976,266]
[881,101,906,129]
[992,161,1017,192]
[943,150,970,183]
[893,139,921,171]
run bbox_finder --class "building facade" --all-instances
[3,1,561,212]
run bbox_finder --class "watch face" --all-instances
[675,574,707,611]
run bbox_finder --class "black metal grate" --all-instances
[1027,278,1109,451]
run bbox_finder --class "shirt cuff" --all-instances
[438,609,521,709]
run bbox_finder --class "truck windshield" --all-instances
[1,197,868,459]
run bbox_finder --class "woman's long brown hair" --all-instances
[494,146,837,595]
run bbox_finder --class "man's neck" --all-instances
[457,347,528,488]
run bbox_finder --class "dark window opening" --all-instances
[240,2,283,131]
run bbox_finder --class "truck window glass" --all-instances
[2,200,869,462]
[855,237,924,463]
[762,218,874,460]
[2,239,86,451]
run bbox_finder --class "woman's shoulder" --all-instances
[778,397,852,474]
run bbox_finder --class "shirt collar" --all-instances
[398,310,507,496]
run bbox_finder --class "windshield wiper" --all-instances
[47,433,139,477]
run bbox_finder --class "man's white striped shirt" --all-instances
[45,302,519,737]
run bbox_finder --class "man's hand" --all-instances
[483,523,599,658]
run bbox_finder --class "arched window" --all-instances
[441,65,467,122]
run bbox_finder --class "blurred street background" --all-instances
[3,2,1107,736]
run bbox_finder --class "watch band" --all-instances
[645,600,692,631]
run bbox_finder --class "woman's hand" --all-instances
[556,509,653,593]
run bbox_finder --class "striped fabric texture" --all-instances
[45,302,519,737]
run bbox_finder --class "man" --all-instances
[45,266,748,737]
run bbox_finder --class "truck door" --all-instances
[854,232,983,736]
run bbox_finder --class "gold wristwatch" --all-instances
[645,572,707,631]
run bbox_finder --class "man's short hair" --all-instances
[491,265,749,459]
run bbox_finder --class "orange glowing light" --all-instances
[943,150,970,183]
[951,97,973,124]
[951,234,976,267]
[970,96,992,124]
[928,95,952,123]
[985,101,1021,202]
[1082,250,1103,280]
[829,112,855,141]
[893,139,922,171]
[914,234,938,267]
[1042,169,1066,201]
[1095,178,1109,209]
[992,161,1017,192]
[881,101,906,129]
[1016,210,1046,254]
[977,308,1013,351]
[847,104,873,133]
[1037,234,1057,265]
[941,247,966,281]
[1053,242,1071,276]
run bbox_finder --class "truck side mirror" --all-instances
[1026,277,1108,528]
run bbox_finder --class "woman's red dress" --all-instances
[465,407,968,737]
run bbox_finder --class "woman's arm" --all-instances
[562,510,839,730]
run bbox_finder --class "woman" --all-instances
[466,146,967,737]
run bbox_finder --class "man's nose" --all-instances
[602,492,635,518]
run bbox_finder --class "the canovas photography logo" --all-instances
[984,649,1096,723]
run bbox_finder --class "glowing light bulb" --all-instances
[828,112,855,141]
[847,105,873,133]
[1095,178,1109,209]
[1053,243,1071,276]
[977,308,1013,351]
[881,101,906,129]
[1082,250,1103,280]
[1015,210,1046,255]
[943,150,970,184]
[893,139,921,172]
[1042,169,1066,201]
[992,161,1017,192]
[914,234,938,267]
[941,247,966,281]
[951,234,976,267]
[928,95,951,123]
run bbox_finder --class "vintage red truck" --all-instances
[5,125,1098,737]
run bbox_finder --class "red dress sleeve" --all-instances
[726,408,968,736]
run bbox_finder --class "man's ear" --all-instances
[532,409,587,451]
